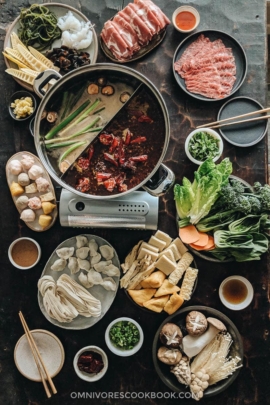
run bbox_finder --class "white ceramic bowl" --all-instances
[105,317,144,357]
[73,346,108,382]
[172,6,200,34]
[219,275,254,310]
[185,127,224,165]
[14,329,65,381]
[8,237,41,270]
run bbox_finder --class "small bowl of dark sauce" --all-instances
[219,275,254,310]
[73,346,108,382]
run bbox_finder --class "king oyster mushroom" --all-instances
[182,317,227,358]
[159,323,183,348]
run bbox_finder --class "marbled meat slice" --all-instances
[134,0,170,28]
[113,15,141,53]
[100,21,132,61]
[119,5,152,45]
[133,0,164,33]
[174,34,237,99]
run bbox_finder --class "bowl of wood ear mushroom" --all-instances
[152,306,243,400]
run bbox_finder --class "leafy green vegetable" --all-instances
[18,4,61,51]
[196,210,239,232]
[109,321,140,350]
[174,178,194,219]
[188,131,220,161]
[174,158,232,224]
[213,229,269,262]
[228,214,269,234]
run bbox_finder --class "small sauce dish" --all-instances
[9,90,37,121]
[105,317,144,356]
[8,237,41,270]
[185,127,224,165]
[73,346,108,382]
[219,275,254,310]
[172,6,200,34]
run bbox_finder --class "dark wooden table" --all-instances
[0,1,269,404]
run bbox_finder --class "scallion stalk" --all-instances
[59,141,86,163]
[46,140,80,149]
[59,99,101,136]
[44,100,90,140]
[44,118,101,145]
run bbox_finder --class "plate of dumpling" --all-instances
[38,234,120,329]
[120,230,198,314]
[6,151,58,231]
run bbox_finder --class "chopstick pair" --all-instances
[196,107,270,129]
[18,311,57,398]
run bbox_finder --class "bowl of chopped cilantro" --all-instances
[185,128,223,165]
[105,317,144,356]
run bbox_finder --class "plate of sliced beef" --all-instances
[173,30,247,101]
[100,0,170,63]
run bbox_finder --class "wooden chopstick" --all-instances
[207,114,270,129]
[196,107,270,129]
[18,312,57,397]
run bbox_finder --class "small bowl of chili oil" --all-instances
[172,6,200,33]
[105,317,144,357]
[8,237,41,270]
[73,346,108,382]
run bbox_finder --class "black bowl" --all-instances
[152,306,243,397]
[9,90,37,121]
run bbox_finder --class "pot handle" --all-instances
[33,69,62,98]
[142,163,175,197]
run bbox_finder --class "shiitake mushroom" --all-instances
[120,92,131,103]
[87,83,99,95]
[97,77,107,86]
[159,323,183,348]
[101,85,115,96]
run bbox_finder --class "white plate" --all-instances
[6,151,58,232]
[38,234,120,330]
[4,2,98,91]
[14,329,65,381]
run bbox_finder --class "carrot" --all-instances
[190,235,215,251]
[179,225,200,244]
[193,231,209,247]
[203,235,215,250]
[189,243,208,251]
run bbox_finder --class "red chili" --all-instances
[129,155,148,162]
[77,157,90,170]
[96,172,112,184]
[103,178,116,192]
[88,145,94,161]
[99,133,114,145]
[109,137,120,153]
[130,136,147,144]
[104,152,118,166]
[75,177,90,193]
[138,115,153,123]
[118,183,128,192]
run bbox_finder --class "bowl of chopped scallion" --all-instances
[105,317,144,356]
[185,128,223,165]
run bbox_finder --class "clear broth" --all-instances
[222,279,248,304]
